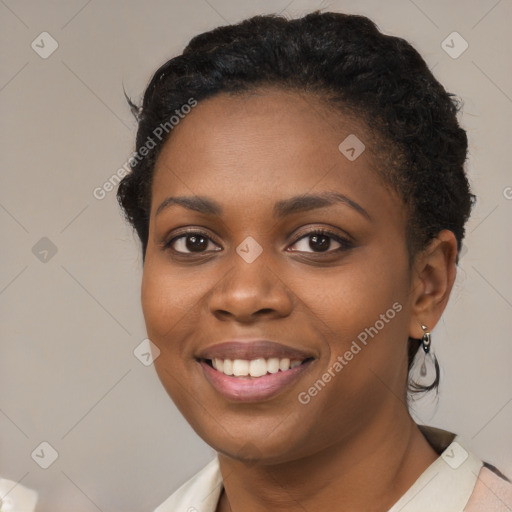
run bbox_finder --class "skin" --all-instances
[141,87,458,511]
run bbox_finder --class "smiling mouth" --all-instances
[200,357,314,378]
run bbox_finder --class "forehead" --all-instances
[161,89,344,163]
[150,88,401,225]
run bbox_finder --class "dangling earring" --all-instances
[420,324,431,377]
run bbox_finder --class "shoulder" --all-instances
[415,425,512,512]
[153,457,223,512]
[464,463,512,511]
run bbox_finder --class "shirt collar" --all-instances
[154,425,483,512]
[387,425,483,512]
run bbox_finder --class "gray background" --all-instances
[1,0,511,511]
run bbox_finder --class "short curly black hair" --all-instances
[116,10,475,396]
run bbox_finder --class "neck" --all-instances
[216,409,439,512]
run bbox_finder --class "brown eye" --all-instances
[288,229,352,254]
[164,230,221,254]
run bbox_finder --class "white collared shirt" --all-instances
[154,426,512,512]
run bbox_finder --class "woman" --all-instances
[117,10,511,511]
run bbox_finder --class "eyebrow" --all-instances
[155,191,371,220]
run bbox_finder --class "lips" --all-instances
[196,340,314,361]
[196,340,316,402]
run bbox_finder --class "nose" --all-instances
[208,254,294,323]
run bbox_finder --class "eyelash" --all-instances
[162,227,353,256]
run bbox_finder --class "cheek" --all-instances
[140,262,194,374]
[141,266,171,338]
[141,258,198,339]
[140,262,201,405]
[303,245,411,389]
[308,249,409,336]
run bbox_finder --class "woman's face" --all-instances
[141,88,417,463]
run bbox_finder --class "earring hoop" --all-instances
[421,324,431,354]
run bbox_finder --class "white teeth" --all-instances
[267,357,280,374]
[209,357,306,377]
[279,358,290,371]
[223,359,233,375]
[233,359,249,376]
[249,358,267,377]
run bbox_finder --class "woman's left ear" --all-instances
[408,230,458,339]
